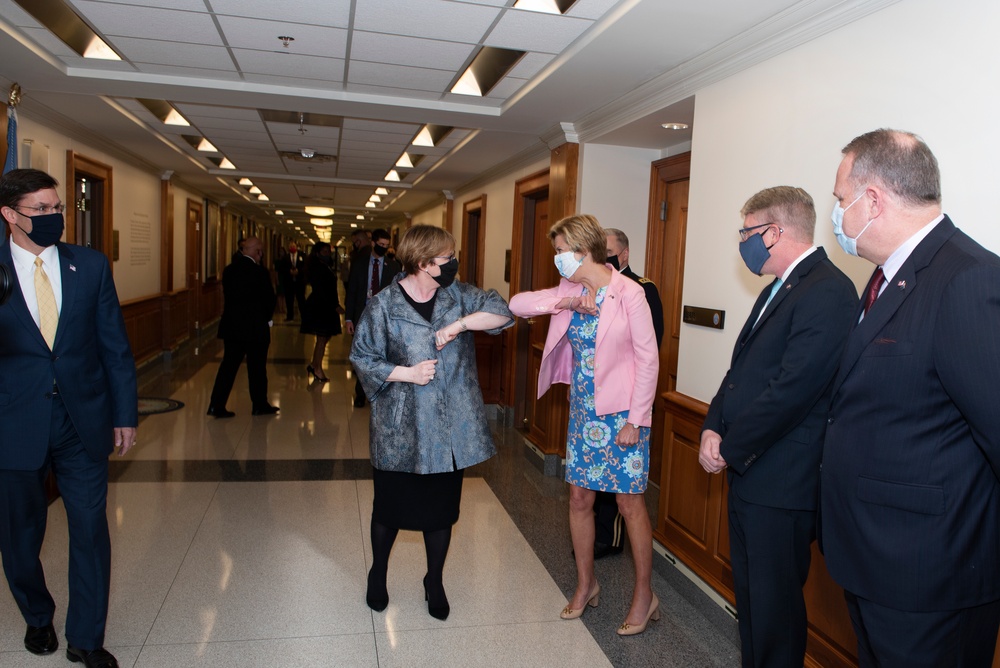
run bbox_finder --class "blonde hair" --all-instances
[548,214,606,263]
[396,224,455,274]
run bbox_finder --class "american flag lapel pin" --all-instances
[69,264,77,272]
[897,280,905,289]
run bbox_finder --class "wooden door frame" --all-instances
[66,151,114,268]
[506,169,549,421]
[186,198,203,335]
[461,194,487,288]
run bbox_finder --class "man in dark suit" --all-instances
[345,228,399,407]
[821,129,1000,667]
[207,236,279,417]
[0,169,137,668]
[586,228,666,560]
[275,242,305,321]
[700,186,856,668]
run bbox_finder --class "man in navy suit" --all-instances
[0,169,136,668]
[821,129,1000,667]
[700,186,856,667]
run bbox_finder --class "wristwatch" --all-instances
[630,423,640,429]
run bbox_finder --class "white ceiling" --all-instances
[0,0,897,240]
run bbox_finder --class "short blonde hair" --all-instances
[396,224,455,274]
[549,214,606,263]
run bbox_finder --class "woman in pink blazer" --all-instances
[510,214,660,636]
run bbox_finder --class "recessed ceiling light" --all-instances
[412,125,452,148]
[365,202,376,208]
[248,186,262,194]
[274,210,284,215]
[351,223,358,228]
[451,47,525,97]
[196,138,217,152]
[513,0,577,14]
[356,215,365,220]
[395,153,413,169]
[257,194,269,201]
[661,122,689,130]
[286,219,293,224]
[219,158,236,169]
[375,187,389,196]
[239,178,253,186]
[384,170,400,182]
[310,218,333,227]
[12,0,122,59]
[164,109,190,126]
[369,194,381,203]
[304,206,335,217]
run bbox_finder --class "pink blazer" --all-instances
[509,269,659,426]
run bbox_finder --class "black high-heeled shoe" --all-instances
[307,365,330,382]
[366,568,388,612]
[423,574,450,620]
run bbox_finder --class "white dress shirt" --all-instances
[10,239,62,329]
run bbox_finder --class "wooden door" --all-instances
[65,152,113,268]
[186,199,202,336]
[645,153,690,490]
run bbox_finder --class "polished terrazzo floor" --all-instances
[0,319,739,667]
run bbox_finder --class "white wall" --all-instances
[579,143,661,275]
[677,0,1000,403]
[410,203,446,229]
[15,114,162,302]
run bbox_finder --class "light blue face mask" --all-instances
[554,250,584,279]
[831,191,874,257]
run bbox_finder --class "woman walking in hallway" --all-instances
[300,242,343,382]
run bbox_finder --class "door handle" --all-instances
[527,318,535,325]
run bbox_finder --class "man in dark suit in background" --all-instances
[345,228,399,407]
[275,241,305,321]
[207,236,279,417]
[699,186,856,668]
[586,228,665,560]
[0,169,137,668]
[822,129,1000,668]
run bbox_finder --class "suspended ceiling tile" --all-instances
[0,0,41,26]
[353,0,501,43]
[507,51,555,79]
[339,129,409,146]
[217,16,348,58]
[111,37,235,70]
[338,141,402,155]
[347,60,455,93]
[71,1,224,44]
[485,10,593,53]
[233,48,345,79]
[342,118,419,135]
[76,0,209,10]
[241,72,346,90]
[177,105,265,121]
[342,82,442,101]
[133,63,242,80]
[484,77,528,99]
[188,118,266,132]
[568,0,626,20]
[209,0,352,28]
[19,26,79,57]
[350,31,476,72]
[266,123,342,141]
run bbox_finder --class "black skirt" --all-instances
[372,467,464,531]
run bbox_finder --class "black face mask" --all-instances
[606,254,620,271]
[431,258,459,288]
[16,212,64,248]
[372,244,388,257]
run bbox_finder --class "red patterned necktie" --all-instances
[370,258,381,296]
[863,267,885,315]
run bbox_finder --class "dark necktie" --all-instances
[370,258,381,296]
[863,266,885,315]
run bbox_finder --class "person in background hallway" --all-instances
[588,228,665,560]
[350,224,512,621]
[341,228,371,287]
[345,228,400,407]
[273,245,288,316]
[821,129,1000,668]
[276,242,305,321]
[699,186,856,667]
[509,214,660,636]
[207,236,279,417]
[300,242,343,382]
[0,168,137,668]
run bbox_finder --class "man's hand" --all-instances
[114,427,137,457]
[346,321,355,335]
[698,429,727,473]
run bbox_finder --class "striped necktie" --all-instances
[34,257,58,349]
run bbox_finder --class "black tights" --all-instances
[368,521,452,599]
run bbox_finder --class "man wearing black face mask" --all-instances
[345,228,400,407]
[698,186,855,668]
[0,169,137,668]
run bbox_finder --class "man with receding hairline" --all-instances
[822,129,1000,667]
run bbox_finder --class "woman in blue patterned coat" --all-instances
[350,224,513,621]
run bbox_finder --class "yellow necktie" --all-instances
[34,257,58,349]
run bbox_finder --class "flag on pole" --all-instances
[3,104,16,175]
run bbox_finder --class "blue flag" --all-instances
[3,105,16,175]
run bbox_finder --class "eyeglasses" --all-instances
[15,203,66,216]
[738,221,774,242]
[433,253,455,263]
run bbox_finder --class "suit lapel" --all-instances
[594,272,624,350]
[833,218,955,390]
[53,244,77,351]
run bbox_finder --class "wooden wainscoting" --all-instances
[656,391,859,668]
[199,280,223,329]
[120,288,195,365]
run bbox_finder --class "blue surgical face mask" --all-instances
[554,251,584,280]
[738,231,776,276]
[14,211,64,248]
[831,191,873,257]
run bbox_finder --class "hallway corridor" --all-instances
[0,321,738,667]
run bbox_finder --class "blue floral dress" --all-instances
[564,287,650,493]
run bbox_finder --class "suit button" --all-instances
[728,383,735,390]
[827,417,834,424]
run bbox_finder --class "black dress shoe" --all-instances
[24,623,57,655]
[66,646,119,668]
[251,404,279,416]
[594,542,624,560]
[423,575,450,620]
[365,568,388,612]
[353,395,367,407]
[206,406,235,418]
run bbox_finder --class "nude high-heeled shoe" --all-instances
[616,594,660,636]
[560,582,600,620]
